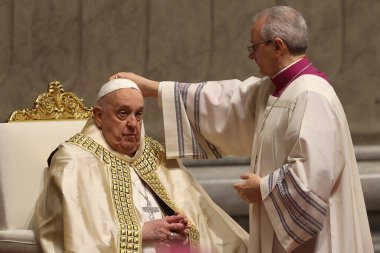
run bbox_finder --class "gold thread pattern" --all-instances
[131,137,200,249]
[67,133,200,251]
[8,80,92,121]
[68,133,140,253]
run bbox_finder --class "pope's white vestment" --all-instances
[159,75,374,253]
[36,119,249,253]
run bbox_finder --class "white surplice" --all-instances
[159,75,373,253]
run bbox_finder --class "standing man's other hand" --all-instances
[233,172,262,203]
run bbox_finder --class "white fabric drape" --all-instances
[159,75,373,253]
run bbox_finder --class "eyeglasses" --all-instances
[247,40,272,54]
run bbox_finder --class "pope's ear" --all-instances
[93,106,103,128]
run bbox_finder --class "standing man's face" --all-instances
[94,88,144,157]
[249,16,278,77]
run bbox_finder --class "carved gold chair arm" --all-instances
[8,80,93,121]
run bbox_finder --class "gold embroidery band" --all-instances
[68,133,141,253]
[68,133,200,251]
[131,137,200,249]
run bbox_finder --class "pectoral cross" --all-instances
[142,199,160,221]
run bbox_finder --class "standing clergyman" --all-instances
[111,5,373,253]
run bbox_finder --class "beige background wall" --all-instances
[1,0,380,144]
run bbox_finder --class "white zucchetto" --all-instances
[97,78,141,101]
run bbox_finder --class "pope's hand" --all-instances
[142,213,190,243]
[109,72,159,97]
[233,172,262,203]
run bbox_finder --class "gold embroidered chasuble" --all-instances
[67,133,200,252]
[36,119,249,253]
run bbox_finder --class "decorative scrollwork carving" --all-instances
[8,80,93,121]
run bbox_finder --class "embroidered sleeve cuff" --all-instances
[262,164,328,252]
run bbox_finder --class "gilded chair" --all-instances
[0,81,92,252]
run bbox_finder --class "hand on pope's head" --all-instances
[142,214,189,243]
[233,172,262,203]
[109,72,159,97]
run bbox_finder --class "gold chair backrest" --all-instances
[8,80,92,121]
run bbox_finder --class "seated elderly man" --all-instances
[36,78,248,253]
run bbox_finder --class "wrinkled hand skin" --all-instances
[142,213,190,243]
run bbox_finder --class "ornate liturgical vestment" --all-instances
[36,119,248,253]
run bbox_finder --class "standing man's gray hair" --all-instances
[253,6,309,55]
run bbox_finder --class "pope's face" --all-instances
[94,88,144,156]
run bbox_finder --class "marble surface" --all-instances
[1,1,380,144]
